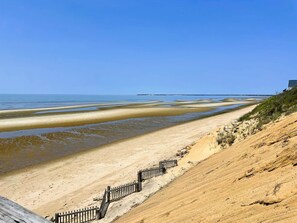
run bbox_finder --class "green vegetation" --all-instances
[216,131,236,148]
[240,87,297,126]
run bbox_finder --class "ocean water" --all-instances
[0,94,263,174]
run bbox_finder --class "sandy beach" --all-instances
[0,100,257,175]
[0,105,255,219]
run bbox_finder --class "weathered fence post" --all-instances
[107,186,111,202]
[54,213,59,223]
[159,161,164,169]
[137,171,142,191]
[96,207,100,220]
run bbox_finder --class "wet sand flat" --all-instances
[0,107,213,132]
[0,100,255,132]
[0,101,256,174]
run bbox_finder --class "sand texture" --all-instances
[116,112,297,223]
[97,127,222,223]
[0,106,255,219]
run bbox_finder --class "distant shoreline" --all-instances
[137,93,273,96]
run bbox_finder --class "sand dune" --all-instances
[116,111,297,223]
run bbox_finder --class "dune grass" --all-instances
[239,87,297,126]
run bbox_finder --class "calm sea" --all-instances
[0,94,260,110]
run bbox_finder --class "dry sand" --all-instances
[98,129,221,223]
[116,112,297,223]
[0,106,255,219]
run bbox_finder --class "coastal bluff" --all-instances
[0,196,50,223]
[115,111,297,222]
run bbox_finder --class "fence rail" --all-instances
[54,206,98,223]
[139,166,166,181]
[159,159,178,169]
[53,159,178,223]
[109,181,139,202]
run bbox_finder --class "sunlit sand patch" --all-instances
[245,98,259,101]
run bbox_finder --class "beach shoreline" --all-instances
[0,101,256,175]
[0,105,256,219]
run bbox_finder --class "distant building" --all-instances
[288,80,297,90]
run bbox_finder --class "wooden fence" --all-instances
[54,206,98,223]
[98,189,109,219]
[53,159,177,223]
[108,181,139,202]
[138,166,166,181]
[159,159,178,168]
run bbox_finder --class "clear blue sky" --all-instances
[0,0,296,94]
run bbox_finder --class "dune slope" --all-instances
[116,112,297,223]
